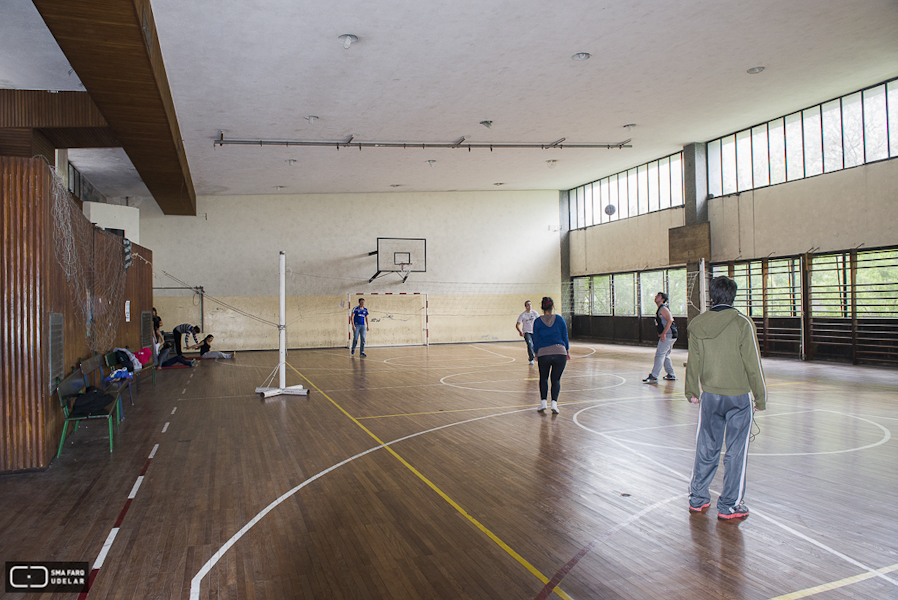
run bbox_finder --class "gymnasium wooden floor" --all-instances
[2,342,897,600]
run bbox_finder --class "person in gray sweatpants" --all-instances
[685,276,767,521]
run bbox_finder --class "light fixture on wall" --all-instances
[339,34,359,49]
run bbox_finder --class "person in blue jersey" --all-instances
[531,296,570,414]
[350,298,370,357]
[643,291,678,383]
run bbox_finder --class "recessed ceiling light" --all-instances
[623,123,636,130]
[274,186,285,190]
[546,160,558,169]
[285,159,296,165]
[480,120,493,128]
[390,184,403,187]
[572,52,591,61]
[426,160,436,166]
[493,182,504,186]
[304,115,319,123]
[747,66,765,75]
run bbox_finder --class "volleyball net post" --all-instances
[256,251,309,398]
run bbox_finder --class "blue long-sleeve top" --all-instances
[532,314,569,354]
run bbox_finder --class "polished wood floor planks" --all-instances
[0,342,896,599]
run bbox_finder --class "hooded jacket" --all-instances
[684,306,767,410]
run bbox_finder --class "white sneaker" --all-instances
[551,401,559,414]
[538,399,547,412]
[529,360,534,365]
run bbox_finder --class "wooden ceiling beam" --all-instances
[32,0,196,215]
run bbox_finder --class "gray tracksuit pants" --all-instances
[689,392,753,509]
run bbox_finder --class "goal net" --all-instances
[348,293,428,347]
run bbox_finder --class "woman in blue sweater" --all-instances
[531,296,570,414]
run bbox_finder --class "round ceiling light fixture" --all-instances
[572,52,591,61]
[339,34,359,49]
[304,115,319,123]
[493,182,505,186]
[546,160,558,169]
[747,66,765,75]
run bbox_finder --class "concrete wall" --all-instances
[141,190,562,349]
[83,201,141,244]
[570,158,897,277]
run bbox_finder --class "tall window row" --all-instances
[708,78,898,197]
[568,153,684,230]
[573,268,687,317]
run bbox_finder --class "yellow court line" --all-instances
[286,362,574,600]
[769,562,898,599]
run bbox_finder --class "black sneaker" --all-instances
[717,504,749,521]
[663,374,676,381]
[642,375,657,384]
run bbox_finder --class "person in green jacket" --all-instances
[685,276,767,521]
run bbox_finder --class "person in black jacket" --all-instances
[643,292,677,383]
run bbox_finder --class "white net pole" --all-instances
[699,257,708,313]
[279,251,287,389]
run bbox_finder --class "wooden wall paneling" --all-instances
[0,157,51,472]
[0,90,109,128]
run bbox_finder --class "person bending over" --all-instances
[173,323,201,356]
[531,297,570,415]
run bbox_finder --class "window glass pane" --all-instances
[659,157,671,209]
[670,153,684,206]
[856,249,898,318]
[640,271,665,316]
[767,259,801,317]
[599,178,613,223]
[810,254,848,318]
[842,92,864,168]
[609,175,622,220]
[863,85,888,162]
[889,81,898,158]
[822,99,843,173]
[613,273,636,316]
[721,134,737,194]
[573,278,590,314]
[584,184,594,227]
[785,112,804,181]
[647,161,659,212]
[667,268,687,315]
[803,106,823,177]
[736,130,753,191]
[637,164,649,214]
[627,168,639,217]
[751,125,769,187]
[731,264,750,313]
[578,186,586,228]
[768,118,786,184]
[591,275,612,315]
[707,139,722,198]
[568,191,575,230]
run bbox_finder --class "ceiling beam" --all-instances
[32,0,196,215]
[0,89,120,149]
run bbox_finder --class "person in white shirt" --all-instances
[515,300,540,365]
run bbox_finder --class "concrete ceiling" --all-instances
[2,0,897,208]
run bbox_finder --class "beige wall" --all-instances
[570,207,685,275]
[142,190,562,349]
[709,159,898,261]
[571,158,897,278]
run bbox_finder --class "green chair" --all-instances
[56,369,120,457]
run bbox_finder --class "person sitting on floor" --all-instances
[158,341,196,368]
[198,335,233,359]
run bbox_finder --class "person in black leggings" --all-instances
[531,297,570,414]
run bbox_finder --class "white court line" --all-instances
[572,406,898,591]
[171,407,177,415]
[128,476,144,499]
[189,404,538,600]
[182,388,187,395]
[161,422,169,433]
[468,344,515,359]
[93,528,119,569]
[149,444,159,459]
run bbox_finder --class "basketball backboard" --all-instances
[369,237,426,283]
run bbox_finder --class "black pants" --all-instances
[537,354,567,401]
[174,330,184,355]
